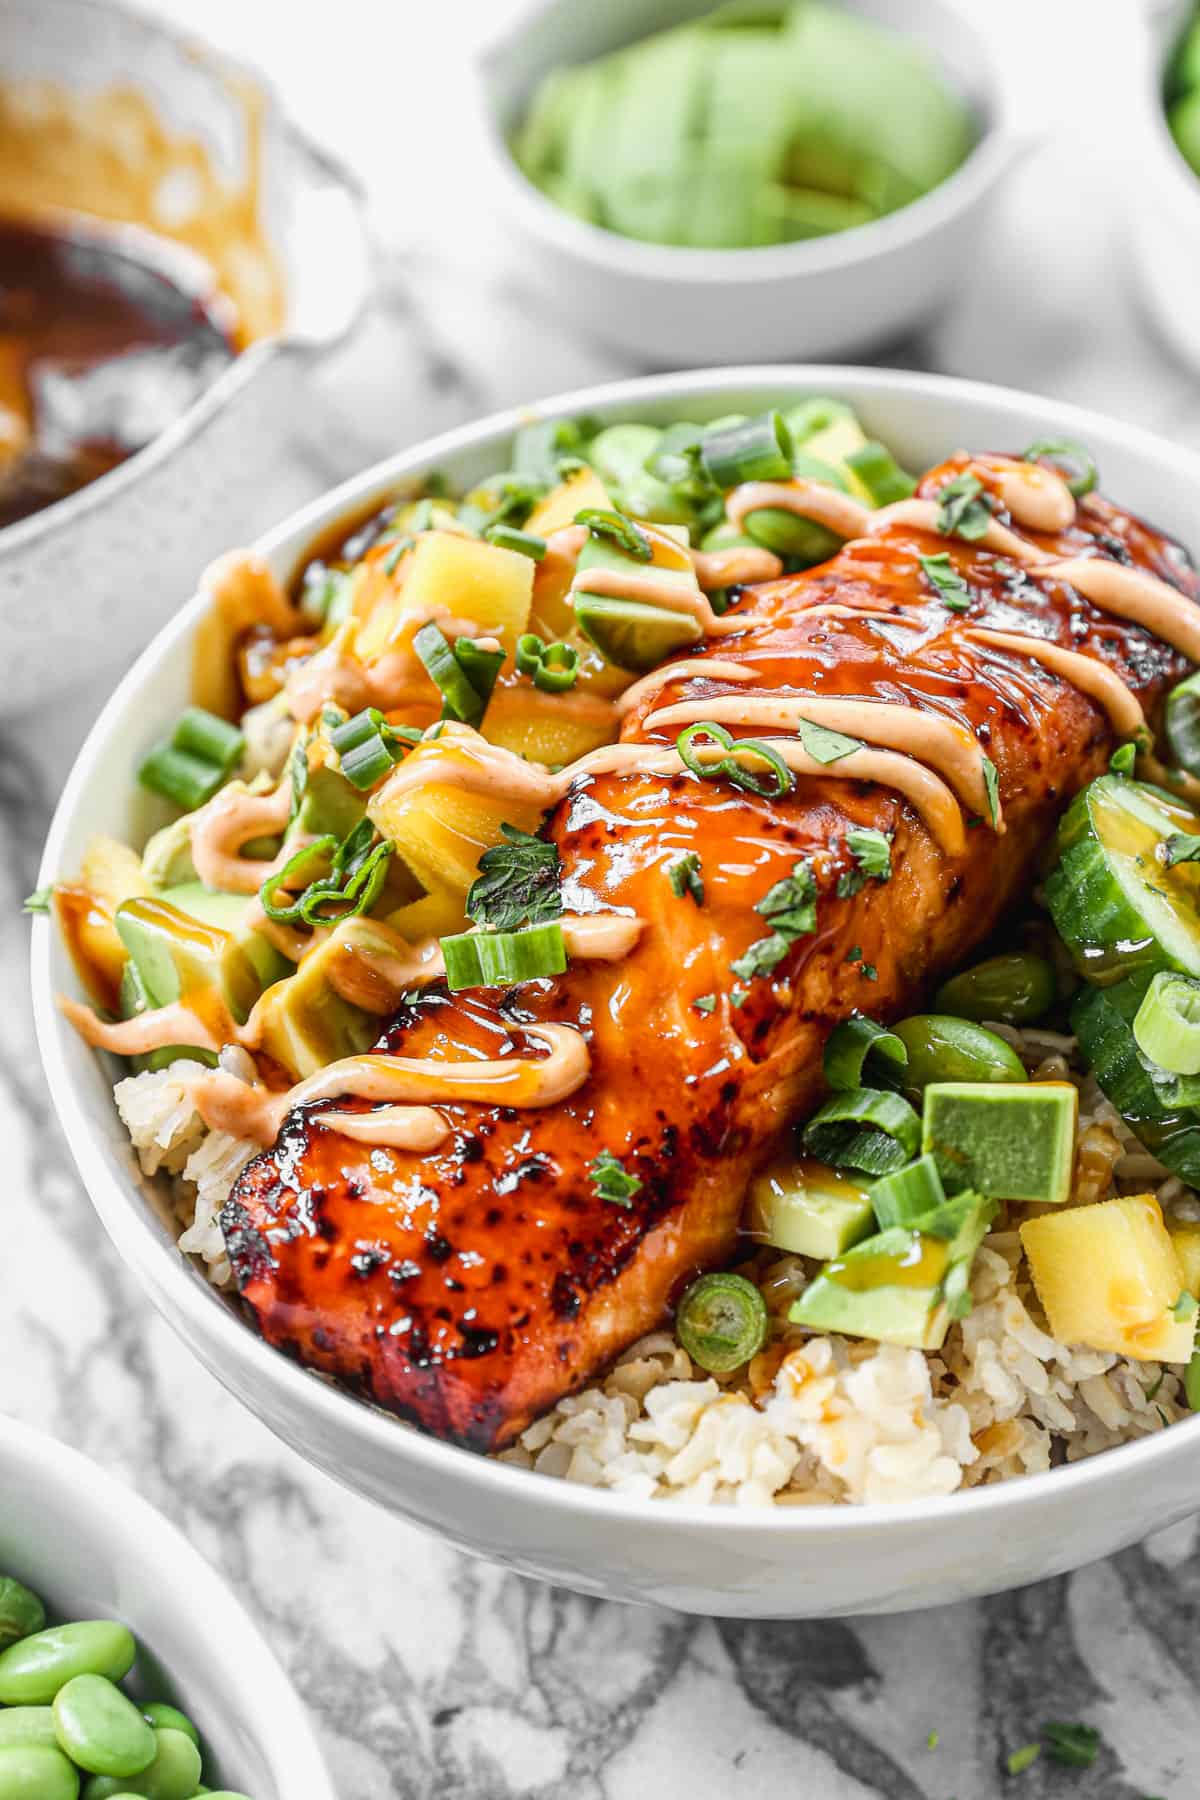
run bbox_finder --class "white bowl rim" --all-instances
[471,0,1033,284]
[31,361,1200,1543]
[0,1412,336,1797]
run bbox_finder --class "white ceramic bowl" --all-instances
[31,365,1200,1619]
[0,1414,335,1797]
[472,0,1038,363]
[1126,0,1200,369]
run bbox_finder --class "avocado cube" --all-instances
[748,1157,875,1260]
[290,762,365,846]
[118,960,217,1074]
[252,933,378,1081]
[789,1190,994,1350]
[922,1082,1078,1205]
[574,531,703,672]
[116,891,287,1026]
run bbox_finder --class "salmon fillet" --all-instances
[223,456,1197,1449]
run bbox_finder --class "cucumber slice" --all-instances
[1044,775,1200,983]
[1072,975,1200,1185]
[1165,671,1200,777]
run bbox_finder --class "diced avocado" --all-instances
[289,762,365,846]
[115,895,283,1026]
[789,1190,995,1349]
[159,882,290,996]
[252,933,377,1080]
[141,814,197,888]
[869,1152,946,1229]
[747,1156,875,1260]
[118,960,217,1074]
[922,1081,1078,1204]
[586,424,690,523]
[574,530,703,671]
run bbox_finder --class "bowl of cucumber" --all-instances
[474,0,1039,362]
[30,364,1200,1619]
[0,1414,334,1798]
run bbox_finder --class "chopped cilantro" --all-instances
[23,885,53,915]
[693,994,717,1014]
[1042,1722,1100,1769]
[845,945,863,963]
[466,826,562,931]
[1006,1743,1041,1776]
[1110,740,1137,776]
[795,718,863,764]
[837,827,893,897]
[732,861,818,983]
[667,850,704,906]
[982,756,1000,827]
[731,984,749,1008]
[919,551,971,611]
[589,1150,642,1208]
[860,962,878,981]
[936,472,996,541]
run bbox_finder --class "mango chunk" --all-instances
[368,739,545,895]
[1021,1194,1196,1361]
[365,531,534,657]
[1169,1220,1200,1298]
[524,466,610,537]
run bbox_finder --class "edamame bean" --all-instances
[0,1624,135,1706]
[0,1580,44,1652]
[892,1014,1026,1091]
[934,953,1056,1025]
[0,1742,80,1800]
[0,1708,56,1748]
[138,1706,197,1750]
[53,1675,156,1778]
[82,1727,201,1800]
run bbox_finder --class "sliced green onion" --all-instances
[515,632,579,692]
[331,707,419,789]
[138,706,245,810]
[1022,439,1099,499]
[1165,671,1200,777]
[795,718,863,764]
[1109,741,1137,776]
[440,920,566,991]
[413,624,503,726]
[935,473,995,541]
[299,838,393,925]
[845,441,916,506]
[1186,1348,1200,1411]
[823,1016,907,1091]
[644,421,708,492]
[485,523,548,561]
[574,507,652,561]
[869,1153,946,1229]
[675,1272,767,1373]
[1133,971,1200,1074]
[801,1087,922,1175]
[919,551,971,612]
[699,410,793,491]
[676,720,793,799]
[259,835,338,923]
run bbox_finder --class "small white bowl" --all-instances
[0,1414,335,1798]
[31,365,1200,1618]
[1126,0,1200,369]
[472,0,1038,364]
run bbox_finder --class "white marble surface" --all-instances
[6,0,1200,1794]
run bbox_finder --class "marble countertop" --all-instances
[5,1,1200,1793]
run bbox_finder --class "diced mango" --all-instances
[58,836,153,1003]
[525,466,610,537]
[1169,1221,1200,1298]
[386,884,468,943]
[482,683,616,766]
[1020,1194,1196,1361]
[368,741,545,895]
[253,941,377,1081]
[362,531,535,658]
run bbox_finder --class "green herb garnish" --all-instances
[836,828,893,898]
[1164,832,1200,867]
[1041,1722,1100,1769]
[23,886,53,915]
[982,756,1000,827]
[1006,1743,1041,1776]
[667,851,704,905]
[796,718,863,764]
[693,994,717,1014]
[575,507,653,561]
[466,825,562,931]
[732,861,818,983]
[590,1149,642,1208]
[1110,741,1137,776]
[919,551,971,611]
[936,472,996,541]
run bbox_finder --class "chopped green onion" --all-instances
[515,633,579,693]
[823,1016,907,1091]
[1041,1722,1100,1769]
[1109,741,1137,776]
[869,1153,946,1229]
[836,828,893,898]
[919,551,971,612]
[935,473,995,541]
[1022,439,1099,498]
[466,825,562,931]
[513,416,586,483]
[574,507,653,561]
[699,410,793,491]
[676,720,794,799]
[675,1272,767,1373]
[590,1148,642,1207]
[1133,971,1200,1074]
[645,422,709,493]
[331,707,419,790]
[485,523,548,561]
[413,624,502,726]
[802,1087,922,1175]
[380,536,413,577]
[796,717,863,764]
[440,920,566,991]
[258,835,337,923]
[982,756,1000,826]
[23,885,53,915]
[845,441,916,506]
[138,706,245,810]
[666,850,704,905]
[259,824,392,927]
[1006,1742,1041,1776]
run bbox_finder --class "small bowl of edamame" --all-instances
[0,1416,334,1800]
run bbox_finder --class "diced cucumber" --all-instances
[1044,774,1200,983]
[747,1157,875,1259]
[1071,975,1200,1186]
[921,1081,1078,1204]
[1165,671,1200,777]
[586,424,691,523]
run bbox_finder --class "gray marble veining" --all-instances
[5,8,1200,1790]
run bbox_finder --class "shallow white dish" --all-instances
[31,364,1200,1618]
[0,1413,335,1797]
[473,0,1038,364]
